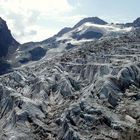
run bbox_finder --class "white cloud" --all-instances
[0,0,76,43]
[0,0,72,15]
[19,25,59,43]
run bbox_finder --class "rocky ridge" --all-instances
[0,17,19,58]
[0,17,19,75]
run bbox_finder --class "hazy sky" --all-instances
[0,0,140,43]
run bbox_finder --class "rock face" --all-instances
[0,18,140,140]
[0,59,11,75]
[19,46,46,64]
[0,17,19,58]
[0,17,19,75]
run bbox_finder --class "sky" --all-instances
[0,0,140,43]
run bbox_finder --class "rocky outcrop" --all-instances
[0,17,19,75]
[0,17,19,58]
[19,47,46,64]
[0,59,11,75]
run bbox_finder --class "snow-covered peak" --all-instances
[56,22,132,45]
[76,22,132,34]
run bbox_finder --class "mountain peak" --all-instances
[73,17,108,28]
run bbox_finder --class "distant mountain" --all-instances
[14,17,108,65]
[12,17,138,67]
[0,17,19,58]
[43,17,108,43]
[55,17,131,43]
